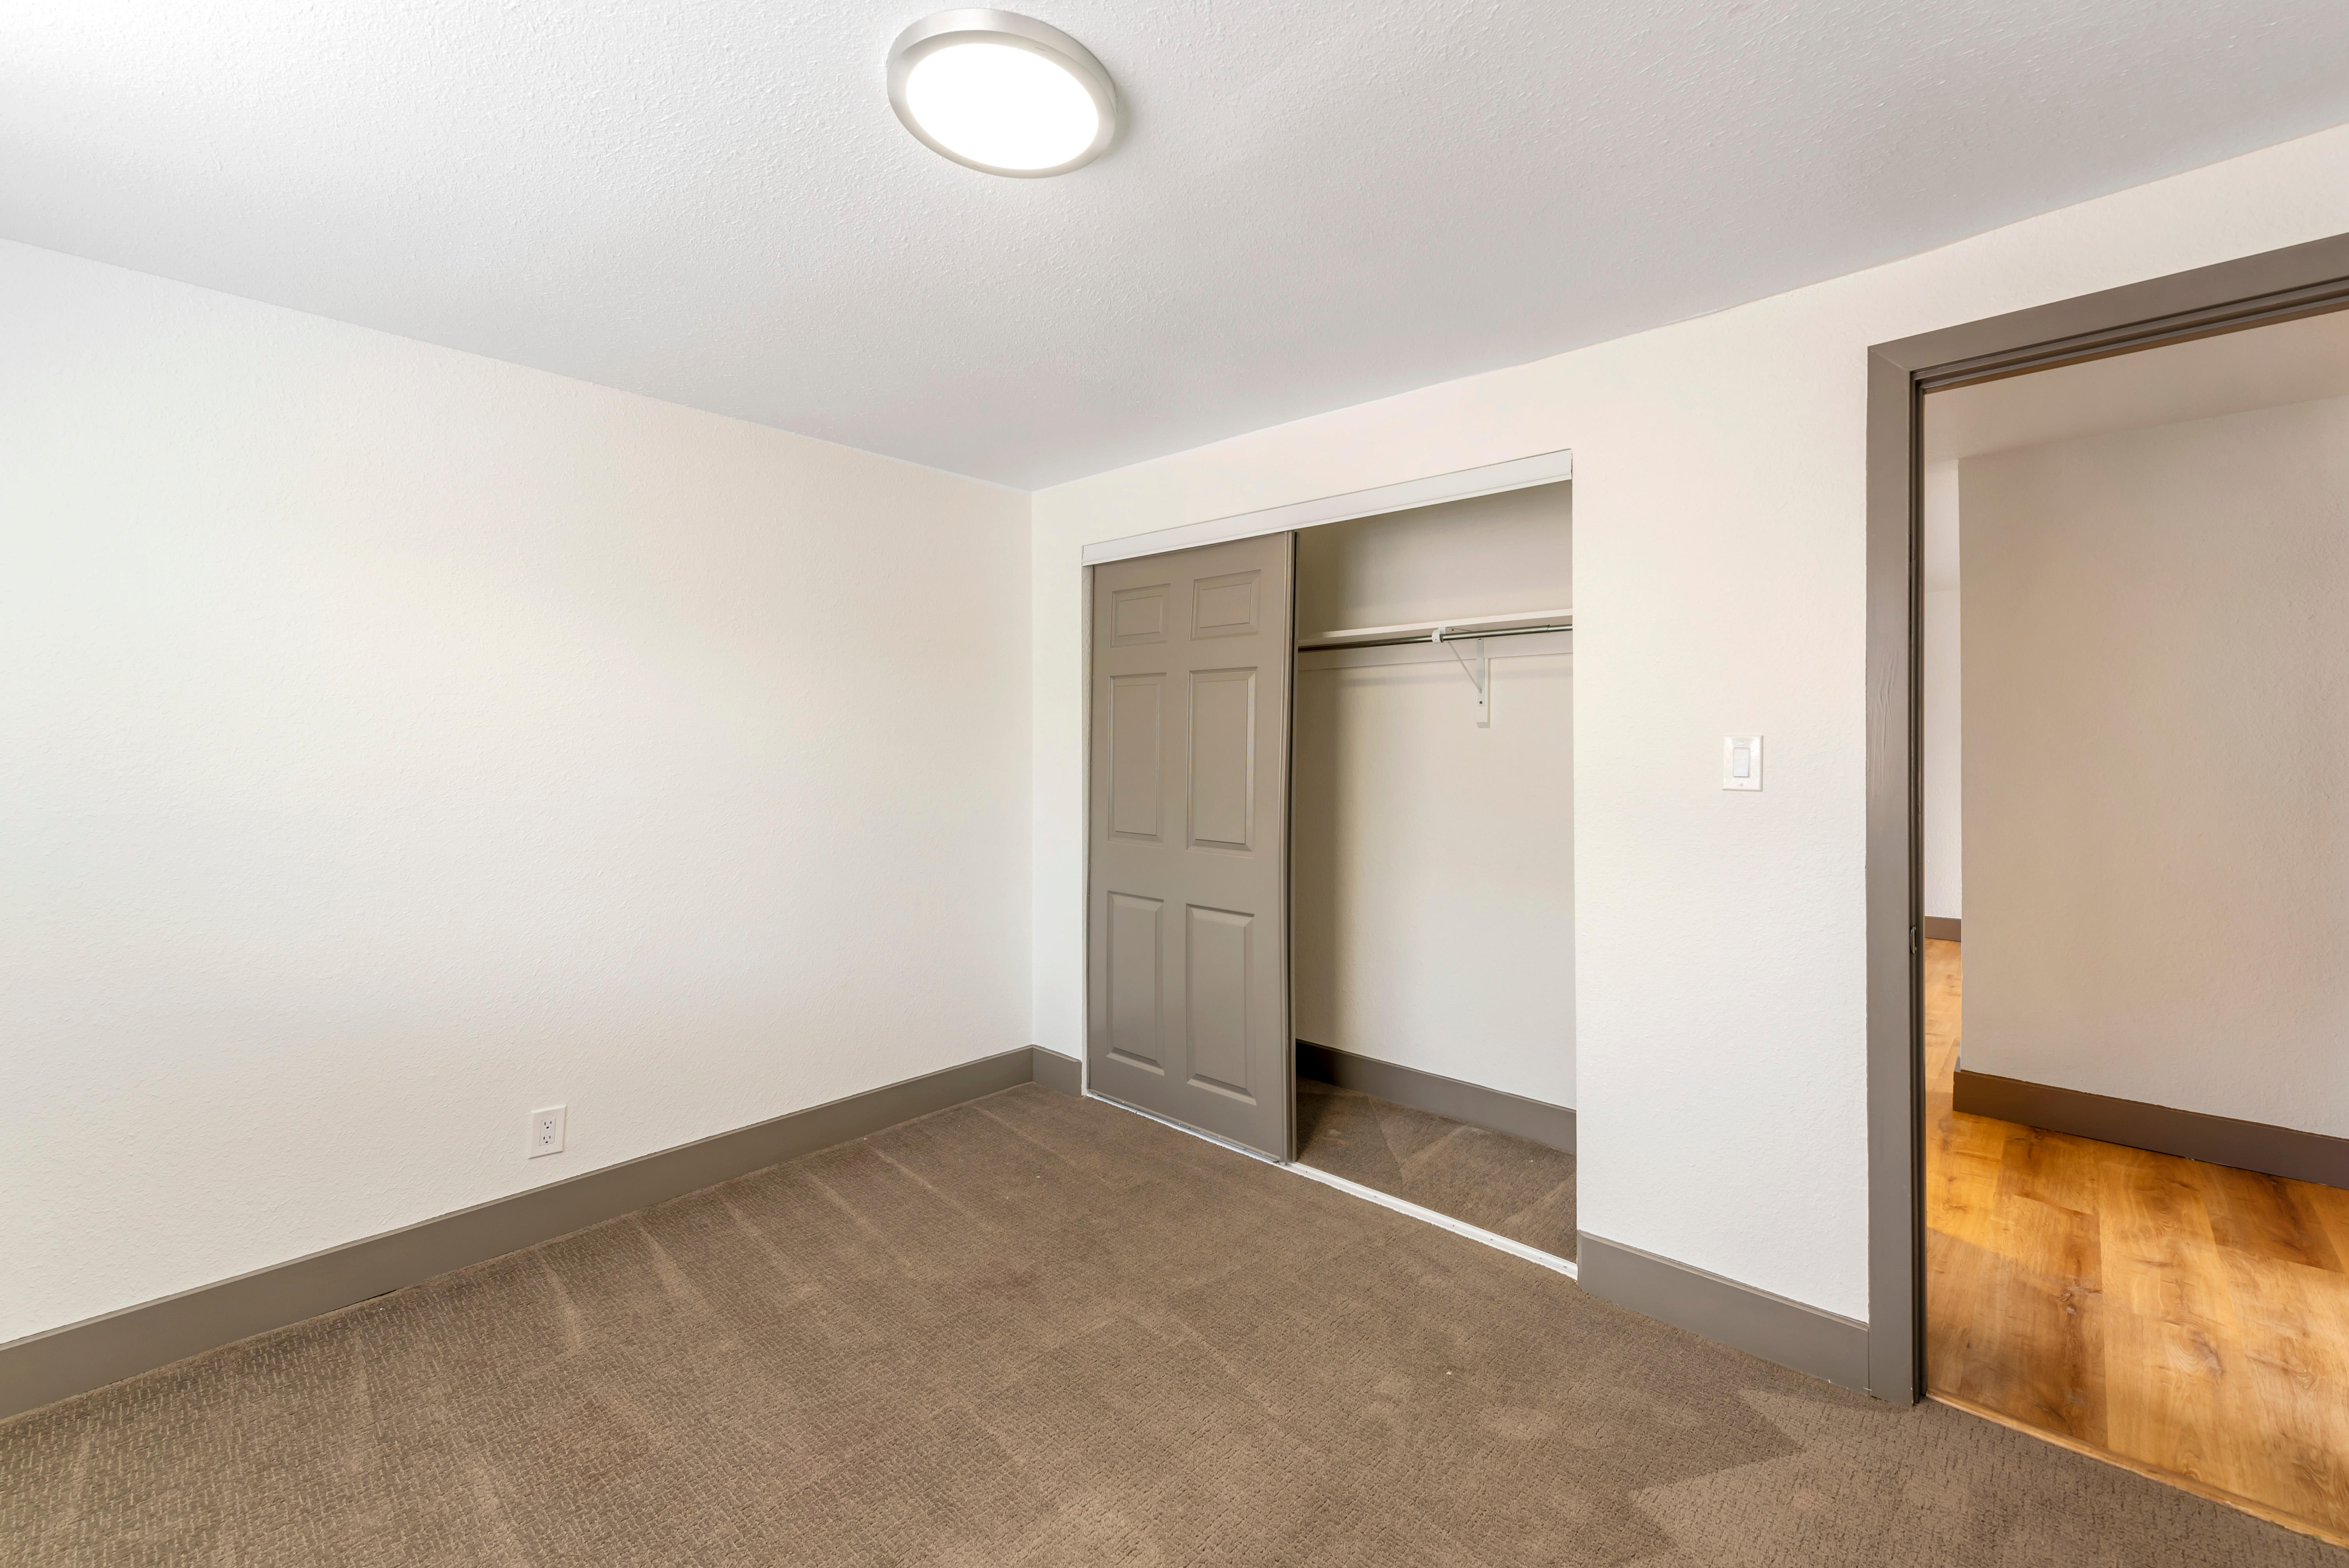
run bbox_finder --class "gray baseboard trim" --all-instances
[0,1046,1046,1424]
[1921,916,1961,942]
[1954,1069,2349,1188]
[1030,1046,1082,1097]
[1577,1233,1870,1394]
[1295,1041,1574,1153]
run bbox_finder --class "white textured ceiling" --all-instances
[7,3,2349,488]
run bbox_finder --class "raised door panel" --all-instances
[1107,675,1165,841]
[1185,904,1255,1097]
[1112,584,1171,645]
[1188,668,1257,853]
[1106,893,1165,1070]
[1192,570,1262,639]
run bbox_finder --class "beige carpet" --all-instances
[1296,1077,1578,1258]
[2,1083,2336,1566]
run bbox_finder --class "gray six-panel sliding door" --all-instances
[1087,533,1294,1158]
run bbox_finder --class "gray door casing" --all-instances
[1087,533,1295,1158]
[1864,232,2349,1403]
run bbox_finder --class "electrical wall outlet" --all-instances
[529,1105,567,1158]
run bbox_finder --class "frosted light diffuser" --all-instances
[888,11,1118,178]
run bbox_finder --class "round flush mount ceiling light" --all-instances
[887,11,1118,178]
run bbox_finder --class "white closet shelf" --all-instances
[1298,608,1573,648]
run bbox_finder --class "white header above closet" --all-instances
[1078,449,1572,566]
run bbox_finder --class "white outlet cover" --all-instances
[529,1105,567,1158]
[1723,735,1764,790]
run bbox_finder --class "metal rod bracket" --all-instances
[1433,628,1491,727]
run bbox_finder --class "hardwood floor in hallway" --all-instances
[1924,937,2349,1547]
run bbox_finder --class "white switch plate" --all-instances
[529,1105,567,1158]
[1723,735,1764,790]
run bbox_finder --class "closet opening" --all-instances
[1288,485,1577,1264]
[1079,468,1576,1270]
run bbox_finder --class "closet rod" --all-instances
[1297,620,1572,654]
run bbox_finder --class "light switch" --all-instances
[1723,735,1763,791]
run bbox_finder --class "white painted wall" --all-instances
[0,241,1032,1345]
[1922,461,1963,923]
[1033,124,2349,1322]
[1292,488,1574,1107]
[1960,396,2349,1137]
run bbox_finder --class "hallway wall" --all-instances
[1962,395,2349,1136]
[1922,460,1963,924]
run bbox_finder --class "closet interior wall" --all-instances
[1291,483,1575,1111]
